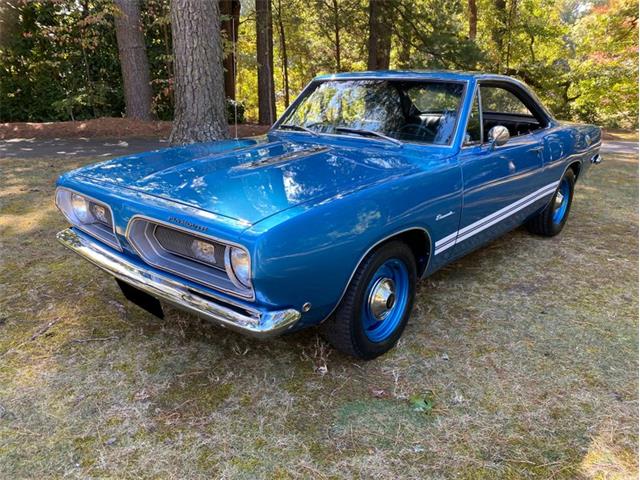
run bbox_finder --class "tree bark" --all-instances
[114,0,153,120]
[367,0,392,70]
[220,0,241,100]
[468,0,477,41]
[331,0,341,71]
[275,0,290,107]
[170,0,229,144]
[256,0,276,124]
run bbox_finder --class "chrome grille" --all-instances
[126,217,254,300]
[154,225,226,270]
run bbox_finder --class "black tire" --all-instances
[320,241,417,360]
[527,169,575,237]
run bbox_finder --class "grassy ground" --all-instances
[0,147,637,479]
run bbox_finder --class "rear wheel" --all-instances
[527,169,575,237]
[320,241,417,360]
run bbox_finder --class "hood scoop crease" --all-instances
[233,145,331,170]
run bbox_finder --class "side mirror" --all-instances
[488,125,510,148]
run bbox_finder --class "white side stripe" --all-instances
[434,181,559,256]
[435,230,457,247]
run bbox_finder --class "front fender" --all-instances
[241,166,462,328]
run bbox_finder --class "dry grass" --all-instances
[0,146,637,479]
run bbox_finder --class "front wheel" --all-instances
[320,241,417,360]
[527,169,575,237]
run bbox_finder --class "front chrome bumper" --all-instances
[56,228,301,337]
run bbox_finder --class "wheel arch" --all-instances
[320,226,432,323]
[568,160,582,181]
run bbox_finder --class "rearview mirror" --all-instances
[488,125,510,148]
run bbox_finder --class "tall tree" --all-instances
[220,0,241,100]
[468,0,477,40]
[367,0,392,70]
[256,0,276,124]
[170,0,228,144]
[113,0,153,120]
[274,0,290,107]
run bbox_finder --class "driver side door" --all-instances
[452,81,551,258]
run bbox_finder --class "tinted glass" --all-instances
[280,80,464,145]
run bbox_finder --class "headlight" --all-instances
[55,187,121,250]
[90,203,110,225]
[71,193,92,223]
[227,246,251,288]
[191,238,217,265]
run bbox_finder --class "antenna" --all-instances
[232,15,238,140]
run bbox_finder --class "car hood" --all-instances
[73,133,429,225]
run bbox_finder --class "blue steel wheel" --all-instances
[361,259,410,342]
[526,168,575,237]
[552,178,570,224]
[320,241,417,360]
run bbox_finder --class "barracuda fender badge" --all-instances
[167,216,208,232]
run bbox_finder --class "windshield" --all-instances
[278,79,464,145]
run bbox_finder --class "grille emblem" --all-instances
[167,216,208,232]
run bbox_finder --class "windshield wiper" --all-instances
[277,123,318,136]
[334,127,403,146]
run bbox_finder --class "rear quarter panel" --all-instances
[542,122,602,186]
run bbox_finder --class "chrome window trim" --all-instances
[54,187,122,251]
[460,82,483,149]
[125,214,254,301]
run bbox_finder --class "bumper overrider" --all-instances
[56,228,301,337]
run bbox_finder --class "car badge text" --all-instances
[167,216,208,232]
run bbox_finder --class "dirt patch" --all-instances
[0,117,269,140]
[602,128,638,142]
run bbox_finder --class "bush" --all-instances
[226,98,245,124]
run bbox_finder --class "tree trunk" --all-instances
[256,0,276,124]
[331,0,341,71]
[114,0,153,120]
[275,0,290,107]
[504,0,518,70]
[468,0,477,41]
[396,3,412,69]
[367,0,392,70]
[220,0,241,101]
[170,0,229,144]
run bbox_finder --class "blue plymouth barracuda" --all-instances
[55,71,601,359]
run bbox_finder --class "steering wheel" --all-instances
[399,123,437,140]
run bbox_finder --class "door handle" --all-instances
[530,146,544,153]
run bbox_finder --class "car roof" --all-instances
[313,70,516,82]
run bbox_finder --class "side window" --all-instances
[479,84,544,138]
[464,90,482,145]
[480,86,532,115]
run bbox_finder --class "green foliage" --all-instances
[568,0,639,128]
[0,0,637,128]
[0,0,124,121]
[226,98,245,124]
